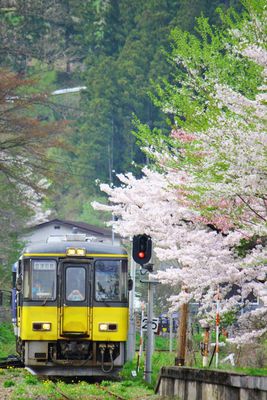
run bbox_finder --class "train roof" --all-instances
[22,239,128,258]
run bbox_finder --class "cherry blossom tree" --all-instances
[93,0,267,343]
[93,165,267,342]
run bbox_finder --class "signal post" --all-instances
[132,234,157,384]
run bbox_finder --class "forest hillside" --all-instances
[0,0,242,283]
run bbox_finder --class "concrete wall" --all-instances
[156,367,267,400]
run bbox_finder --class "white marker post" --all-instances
[215,290,221,368]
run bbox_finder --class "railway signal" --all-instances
[132,234,152,265]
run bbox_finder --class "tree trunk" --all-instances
[175,302,188,366]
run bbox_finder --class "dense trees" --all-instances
[0,0,83,73]
[0,69,67,272]
[0,0,254,287]
[1,1,243,223]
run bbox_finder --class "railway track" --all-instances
[0,355,24,369]
[0,358,128,400]
[0,356,154,400]
[96,384,127,400]
[51,382,128,400]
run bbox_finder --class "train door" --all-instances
[60,263,92,337]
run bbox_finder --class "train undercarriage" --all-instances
[16,339,125,376]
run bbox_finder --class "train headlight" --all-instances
[66,248,76,256]
[99,323,109,331]
[76,248,86,256]
[32,322,52,331]
[66,248,86,256]
[42,323,51,331]
[99,323,118,332]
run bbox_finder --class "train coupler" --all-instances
[99,344,115,373]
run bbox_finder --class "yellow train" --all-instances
[13,235,130,376]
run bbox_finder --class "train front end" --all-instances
[14,238,129,376]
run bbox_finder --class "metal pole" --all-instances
[136,302,145,372]
[169,313,173,353]
[140,302,145,357]
[145,280,154,384]
[127,257,136,360]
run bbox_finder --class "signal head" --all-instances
[132,234,152,265]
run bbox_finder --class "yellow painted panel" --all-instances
[92,307,129,341]
[20,307,58,340]
[61,306,88,335]
[20,306,129,342]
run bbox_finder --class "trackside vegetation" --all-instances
[1,323,267,399]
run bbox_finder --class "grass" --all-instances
[1,353,266,400]
[121,350,176,388]
[0,322,16,358]
[215,365,267,376]
[1,323,267,398]
[0,368,158,399]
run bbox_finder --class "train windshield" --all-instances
[30,260,57,300]
[95,260,127,302]
[65,266,86,302]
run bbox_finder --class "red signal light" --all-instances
[138,251,145,259]
[132,234,152,265]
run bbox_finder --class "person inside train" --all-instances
[67,289,84,301]
[32,281,42,297]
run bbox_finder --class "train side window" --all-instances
[95,260,127,302]
[23,260,31,298]
[65,267,86,302]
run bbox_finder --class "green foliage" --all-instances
[220,311,238,327]
[235,236,267,258]
[80,196,111,227]
[154,14,261,132]
[60,0,239,225]
[0,323,15,344]
[3,379,15,388]
[133,0,266,228]
[0,175,31,267]
[154,335,177,351]
[24,374,38,385]
[121,351,176,388]
[0,1,85,73]
[1,345,267,399]
[23,68,57,94]
[222,366,267,376]
[0,323,16,358]
[2,367,155,399]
